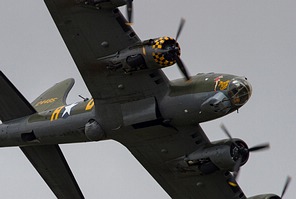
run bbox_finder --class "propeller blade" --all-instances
[126,0,133,24]
[248,143,270,152]
[221,124,270,153]
[176,18,186,41]
[220,123,242,149]
[220,124,233,140]
[220,124,242,179]
[281,176,291,198]
[175,54,190,81]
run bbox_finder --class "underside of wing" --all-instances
[20,145,84,199]
[44,0,170,102]
[117,124,246,199]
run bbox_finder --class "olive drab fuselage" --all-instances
[0,73,252,147]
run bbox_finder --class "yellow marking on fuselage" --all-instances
[85,99,94,111]
[50,106,65,121]
[35,98,58,107]
[218,80,230,90]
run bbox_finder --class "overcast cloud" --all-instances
[0,0,295,198]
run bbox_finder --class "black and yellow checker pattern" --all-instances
[151,36,180,67]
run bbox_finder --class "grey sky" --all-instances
[0,0,295,198]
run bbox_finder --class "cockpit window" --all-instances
[228,78,252,106]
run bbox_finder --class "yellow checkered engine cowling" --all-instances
[152,36,180,67]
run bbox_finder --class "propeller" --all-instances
[173,18,190,81]
[176,18,185,41]
[281,176,291,198]
[221,124,292,198]
[221,124,270,153]
[220,124,270,179]
[126,0,133,24]
[248,143,270,152]
[175,52,190,81]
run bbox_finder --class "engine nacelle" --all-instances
[102,37,181,73]
[84,119,105,141]
[178,139,249,174]
[247,194,280,199]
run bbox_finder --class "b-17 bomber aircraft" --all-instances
[0,0,291,199]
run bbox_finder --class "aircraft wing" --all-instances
[119,125,246,199]
[44,0,169,102]
[20,145,84,199]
